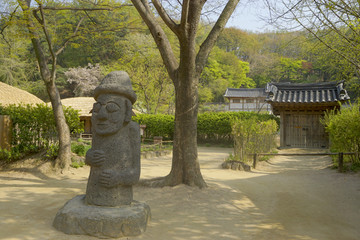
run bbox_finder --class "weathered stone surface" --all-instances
[85,71,141,207]
[53,71,150,238]
[221,161,251,171]
[53,195,150,239]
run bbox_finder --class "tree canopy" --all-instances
[1,0,358,108]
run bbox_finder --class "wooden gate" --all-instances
[284,114,328,148]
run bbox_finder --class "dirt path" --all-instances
[0,147,359,240]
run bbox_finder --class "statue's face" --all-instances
[92,94,126,136]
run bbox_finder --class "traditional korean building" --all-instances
[265,81,350,148]
[61,97,95,136]
[224,88,271,112]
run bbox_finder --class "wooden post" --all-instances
[0,115,12,151]
[280,112,285,147]
[153,136,163,150]
[253,153,258,169]
[338,152,344,173]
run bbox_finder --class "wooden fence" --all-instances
[0,115,12,150]
[252,152,357,173]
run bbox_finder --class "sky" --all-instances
[225,1,276,32]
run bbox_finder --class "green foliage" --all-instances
[0,103,83,162]
[199,46,255,102]
[104,33,174,114]
[70,139,90,167]
[71,140,91,157]
[0,148,20,162]
[322,103,360,170]
[2,0,358,111]
[198,112,279,142]
[232,118,278,161]
[70,160,85,169]
[132,112,279,143]
[132,114,175,140]
[279,57,307,83]
[44,143,59,160]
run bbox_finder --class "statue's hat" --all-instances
[94,71,137,104]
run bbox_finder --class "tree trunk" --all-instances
[164,66,206,188]
[132,0,239,188]
[46,80,72,169]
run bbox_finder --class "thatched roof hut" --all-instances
[61,97,94,117]
[0,82,44,106]
[60,97,94,135]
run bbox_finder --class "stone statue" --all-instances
[53,71,150,238]
[85,71,140,206]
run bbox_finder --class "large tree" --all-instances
[131,0,240,188]
[16,0,74,169]
[8,0,134,169]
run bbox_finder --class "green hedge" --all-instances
[198,112,279,142]
[0,103,83,161]
[132,114,175,140]
[133,112,279,142]
[322,103,360,171]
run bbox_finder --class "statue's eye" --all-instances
[106,102,120,113]
[92,102,101,113]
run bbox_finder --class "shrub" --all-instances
[132,114,175,140]
[71,144,86,156]
[232,118,278,162]
[71,141,91,156]
[70,159,85,168]
[0,103,83,162]
[44,143,59,160]
[322,102,360,170]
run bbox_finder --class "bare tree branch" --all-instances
[131,0,179,81]
[37,4,133,12]
[55,16,85,56]
[289,7,360,69]
[34,1,57,81]
[152,0,180,36]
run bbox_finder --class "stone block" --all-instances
[53,195,151,239]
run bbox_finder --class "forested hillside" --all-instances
[1,0,358,114]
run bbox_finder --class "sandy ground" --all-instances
[0,147,360,240]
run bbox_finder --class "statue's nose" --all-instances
[97,106,108,120]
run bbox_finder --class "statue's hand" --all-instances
[85,149,106,167]
[99,169,119,188]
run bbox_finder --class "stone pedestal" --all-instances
[53,195,151,239]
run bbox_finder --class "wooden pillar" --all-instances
[0,115,12,150]
[280,112,285,148]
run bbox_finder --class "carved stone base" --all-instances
[53,195,150,239]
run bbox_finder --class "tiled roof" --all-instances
[224,88,266,98]
[265,82,350,104]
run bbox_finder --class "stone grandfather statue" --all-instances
[53,71,150,238]
[85,71,140,207]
